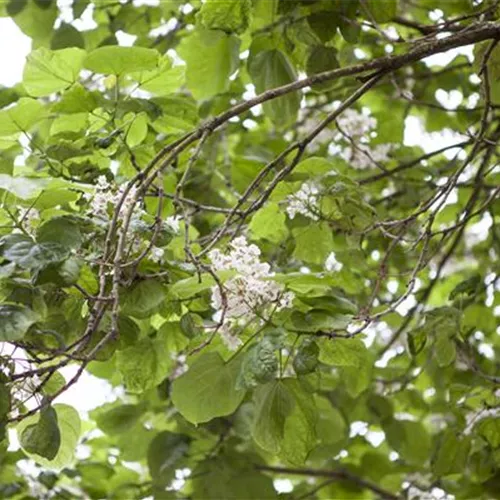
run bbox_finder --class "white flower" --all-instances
[298,117,334,151]
[337,109,376,138]
[325,251,343,272]
[96,175,110,190]
[150,246,164,263]
[165,215,182,233]
[219,326,243,351]
[208,237,294,346]
[86,179,146,231]
[341,143,393,170]
[286,181,321,221]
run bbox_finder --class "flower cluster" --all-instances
[341,143,393,170]
[337,108,377,138]
[407,485,453,500]
[285,181,321,221]
[298,108,394,170]
[165,215,182,233]
[85,176,144,225]
[325,251,343,272]
[208,237,294,350]
[298,116,333,153]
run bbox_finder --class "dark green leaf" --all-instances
[249,49,300,127]
[20,406,61,460]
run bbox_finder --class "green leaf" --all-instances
[342,363,372,397]
[116,336,172,393]
[121,279,167,319]
[249,202,288,243]
[338,17,360,43]
[408,326,427,356]
[51,22,85,49]
[433,336,456,368]
[125,112,148,148]
[171,352,246,424]
[384,419,431,466]
[53,83,99,113]
[307,11,340,43]
[20,406,61,461]
[37,217,83,251]
[197,0,252,34]
[147,431,190,486]
[474,42,500,104]
[249,49,300,127]
[0,98,46,137]
[94,403,144,435]
[236,337,278,390]
[449,275,481,301]
[179,313,203,339]
[306,46,339,92]
[318,338,369,367]
[35,257,82,287]
[50,112,88,136]
[0,174,49,199]
[0,304,38,341]
[365,0,398,23]
[152,95,199,135]
[281,379,317,464]
[477,418,500,448]
[178,29,240,100]
[131,56,184,96]
[292,223,333,265]
[1,235,67,270]
[288,310,351,332]
[84,46,159,75]
[9,0,57,44]
[18,404,80,469]
[252,379,317,463]
[252,380,295,454]
[293,156,337,178]
[315,395,347,446]
[192,456,276,499]
[42,372,66,397]
[432,430,470,477]
[23,47,85,97]
[293,339,319,375]
[169,272,233,299]
[0,382,10,421]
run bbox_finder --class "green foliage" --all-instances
[0,0,499,498]
[83,46,159,75]
[171,352,246,424]
[197,0,252,34]
[0,304,38,341]
[178,29,240,100]
[23,47,85,97]
[17,404,81,469]
[147,431,190,486]
[19,406,61,460]
[249,49,301,127]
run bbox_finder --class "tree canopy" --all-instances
[0,0,500,498]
